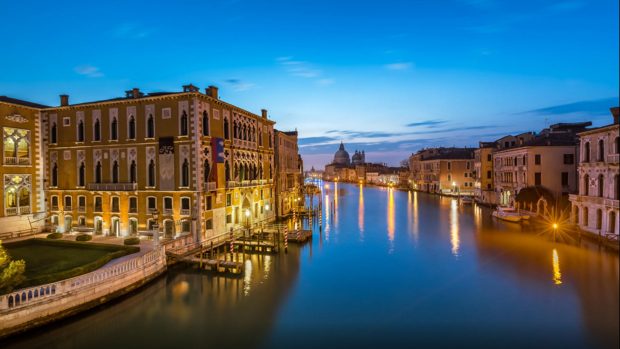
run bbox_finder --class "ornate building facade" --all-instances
[274,130,303,217]
[569,108,619,239]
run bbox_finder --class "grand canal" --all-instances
[3,182,619,349]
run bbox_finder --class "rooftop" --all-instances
[0,96,50,109]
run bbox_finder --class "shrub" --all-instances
[124,237,140,246]
[47,232,63,239]
[76,234,92,242]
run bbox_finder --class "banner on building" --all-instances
[159,137,175,190]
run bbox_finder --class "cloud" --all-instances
[384,62,414,71]
[405,120,447,128]
[298,136,338,146]
[317,78,335,86]
[114,23,150,39]
[74,65,103,78]
[521,97,618,117]
[224,78,255,92]
[277,56,335,85]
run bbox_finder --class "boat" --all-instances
[492,206,530,223]
[460,196,474,205]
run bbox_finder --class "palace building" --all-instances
[1,84,284,241]
[274,130,303,217]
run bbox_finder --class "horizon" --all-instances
[1,0,618,169]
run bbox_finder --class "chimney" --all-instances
[183,84,199,92]
[611,107,619,124]
[206,85,219,99]
[261,109,268,119]
[60,94,69,106]
[132,88,140,99]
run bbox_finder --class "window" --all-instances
[226,193,232,206]
[598,139,605,161]
[447,162,451,170]
[466,162,470,170]
[51,196,59,210]
[181,220,191,233]
[63,117,70,126]
[94,196,102,212]
[563,154,574,164]
[77,120,84,142]
[180,111,188,136]
[205,219,213,229]
[112,161,119,183]
[128,115,136,140]
[130,160,137,183]
[163,197,173,213]
[598,174,604,197]
[487,154,492,162]
[181,159,189,187]
[206,196,212,210]
[78,162,85,187]
[224,118,230,139]
[534,154,541,165]
[3,127,31,165]
[51,163,58,187]
[486,170,491,179]
[225,161,230,181]
[534,172,541,186]
[148,197,157,212]
[596,209,602,230]
[202,111,209,136]
[95,161,102,183]
[561,172,569,186]
[64,196,72,210]
[110,117,118,140]
[583,174,589,196]
[50,123,57,144]
[146,114,155,138]
[181,197,190,211]
[129,197,138,213]
[204,160,211,182]
[111,197,120,212]
[226,214,232,224]
[583,142,590,162]
[616,137,620,154]
[148,160,156,187]
[94,119,101,141]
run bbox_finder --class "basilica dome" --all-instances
[333,142,351,165]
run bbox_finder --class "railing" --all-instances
[64,205,72,212]
[4,207,18,216]
[163,208,173,215]
[86,182,138,191]
[604,198,619,209]
[180,209,191,216]
[78,206,86,213]
[204,182,217,191]
[607,154,619,164]
[0,248,164,311]
[4,157,30,166]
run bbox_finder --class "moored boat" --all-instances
[492,206,530,223]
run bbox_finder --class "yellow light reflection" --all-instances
[324,194,330,241]
[243,259,253,295]
[552,249,562,285]
[263,255,271,277]
[387,188,395,243]
[413,191,419,242]
[334,182,339,228]
[358,184,365,239]
[450,199,460,257]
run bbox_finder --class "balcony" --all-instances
[78,206,86,213]
[607,154,619,164]
[180,209,191,216]
[5,206,30,216]
[64,205,72,212]
[86,182,138,191]
[163,208,173,215]
[4,157,30,166]
[604,198,619,209]
[204,182,217,191]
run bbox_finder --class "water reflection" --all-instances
[450,199,460,257]
[358,184,364,240]
[552,249,562,286]
[387,188,395,247]
[324,193,330,241]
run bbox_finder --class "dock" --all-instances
[184,257,244,274]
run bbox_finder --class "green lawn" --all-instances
[3,239,139,289]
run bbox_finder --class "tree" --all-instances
[0,241,26,294]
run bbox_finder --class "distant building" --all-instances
[333,141,351,166]
[569,108,619,239]
[352,150,365,166]
[409,147,475,195]
[274,130,303,217]
[473,142,496,205]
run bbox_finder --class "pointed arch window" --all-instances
[78,162,85,187]
[128,115,136,140]
[180,111,188,136]
[147,114,155,138]
[77,120,84,142]
[52,163,58,187]
[583,174,589,196]
[225,161,230,181]
[181,159,190,187]
[130,160,137,183]
[112,161,119,183]
[95,161,102,184]
[583,142,590,162]
[202,111,209,136]
[224,118,230,139]
[50,122,57,144]
[204,160,211,182]
[148,160,156,187]
[110,117,118,140]
[94,119,101,141]
[598,174,604,197]
[598,139,605,162]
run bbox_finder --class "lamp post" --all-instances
[152,209,159,246]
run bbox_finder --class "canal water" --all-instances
[3,182,618,349]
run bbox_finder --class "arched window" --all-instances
[616,137,620,154]
[52,163,58,186]
[224,118,230,139]
[148,160,156,187]
[181,159,189,187]
[225,161,230,181]
[78,162,85,187]
[583,174,589,196]
[202,111,209,136]
[598,139,605,162]
[77,120,84,142]
[583,142,590,162]
[95,161,102,183]
[180,111,188,136]
[94,119,101,141]
[128,115,136,139]
[233,121,238,139]
[130,160,137,183]
[598,174,604,197]
[147,114,155,138]
[111,117,118,140]
[615,175,619,200]
[204,160,210,182]
[112,161,119,183]
[51,122,57,144]
[583,207,589,227]
[596,209,602,230]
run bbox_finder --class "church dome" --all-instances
[333,142,351,165]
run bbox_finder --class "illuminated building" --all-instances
[274,130,302,217]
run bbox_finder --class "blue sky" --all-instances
[1,0,618,169]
